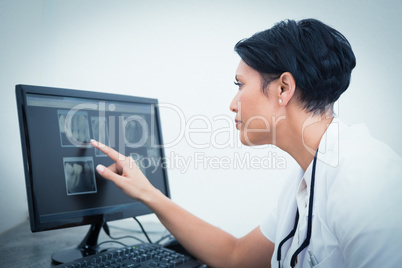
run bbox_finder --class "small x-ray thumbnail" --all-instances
[58,110,91,147]
[91,116,109,156]
[63,157,97,195]
[123,114,148,147]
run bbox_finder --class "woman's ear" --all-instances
[278,72,296,105]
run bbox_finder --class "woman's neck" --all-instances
[279,111,333,171]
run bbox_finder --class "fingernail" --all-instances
[96,164,105,173]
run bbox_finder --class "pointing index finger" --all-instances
[90,139,126,162]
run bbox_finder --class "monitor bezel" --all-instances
[16,84,171,232]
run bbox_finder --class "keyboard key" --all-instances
[148,261,159,267]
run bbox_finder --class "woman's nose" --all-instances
[229,94,238,113]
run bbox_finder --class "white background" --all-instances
[1,0,401,236]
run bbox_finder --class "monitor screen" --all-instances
[16,84,170,234]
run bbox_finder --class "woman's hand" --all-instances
[90,139,156,202]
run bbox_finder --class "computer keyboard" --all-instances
[56,243,205,268]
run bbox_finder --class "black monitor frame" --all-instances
[16,84,171,263]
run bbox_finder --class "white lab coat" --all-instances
[261,119,402,267]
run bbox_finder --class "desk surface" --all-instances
[0,218,167,268]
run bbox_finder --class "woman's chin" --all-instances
[239,134,269,147]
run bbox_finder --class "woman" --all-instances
[91,18,402,267]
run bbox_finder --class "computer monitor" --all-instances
[15,84,170,264]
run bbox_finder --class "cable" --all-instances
[106,233,146,244]
[133,217,153,244]
[97,240,129,248]
[108,224,166,234]
[155,234,174,245]
[102,221,146,245]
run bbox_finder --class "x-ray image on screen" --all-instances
[123,114,148,148]
[63,157,97,196]
[91,116,109,156]
[58,110,91,147]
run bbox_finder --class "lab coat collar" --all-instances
[303,117,347,192]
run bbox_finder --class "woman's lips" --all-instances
[235,119,242,129]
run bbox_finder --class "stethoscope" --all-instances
[277,149,318,268]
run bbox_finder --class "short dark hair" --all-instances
[234,18,356,113]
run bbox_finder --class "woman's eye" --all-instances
[234,81,243,89]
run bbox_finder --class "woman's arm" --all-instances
[91,140,274,267]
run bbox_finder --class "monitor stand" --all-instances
[51,222,103,264]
